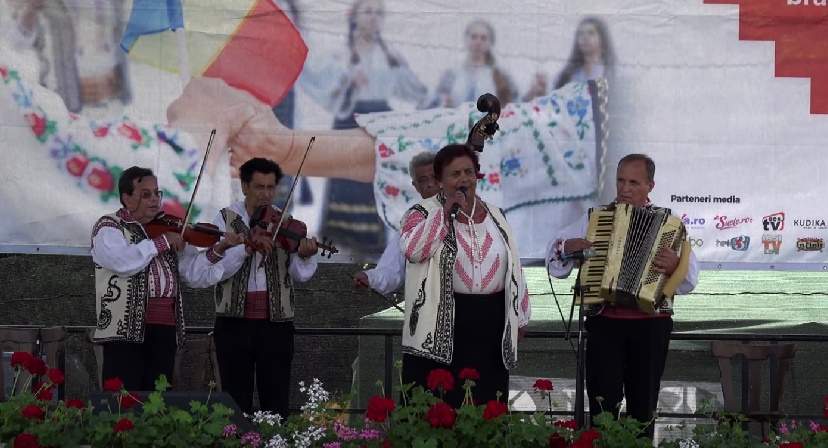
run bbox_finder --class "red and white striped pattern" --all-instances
[453,217,507,294]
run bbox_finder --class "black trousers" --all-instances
[102,324,176,391]
[214,317,294,417]
[585,315,673,437]
[402,291,508,408]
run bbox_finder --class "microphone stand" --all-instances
[569,263,588,429]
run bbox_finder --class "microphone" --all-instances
[561,247,596,262]
[449,187,467,221]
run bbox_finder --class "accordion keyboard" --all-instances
[576,208,615,304]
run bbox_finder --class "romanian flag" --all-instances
[120,0,185,52]
[124,0,307,107]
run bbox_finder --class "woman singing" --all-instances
[398,144,531,407]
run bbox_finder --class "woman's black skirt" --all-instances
[402,290,508,407]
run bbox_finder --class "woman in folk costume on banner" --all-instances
[425,19,519,109]
[398,143,531,407]
[3,0,131,115]
[213,76,606,259]
[524,16,615,100]
[301,0,428,255]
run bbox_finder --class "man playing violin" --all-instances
[205,157,319,417]
[91,166,244,390]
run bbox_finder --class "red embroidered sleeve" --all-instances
[400,208,448,263]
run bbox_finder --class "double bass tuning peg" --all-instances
[468,93,502,153]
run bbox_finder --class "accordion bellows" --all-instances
[578,203,690,314]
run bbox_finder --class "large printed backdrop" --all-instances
[0,0,827,267]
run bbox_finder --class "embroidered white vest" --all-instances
[402,196,526,369]
[214,208,295,321]
[92,213,185,344]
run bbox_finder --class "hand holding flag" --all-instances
[122,0,307,107]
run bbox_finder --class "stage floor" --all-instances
[356,269,828,425]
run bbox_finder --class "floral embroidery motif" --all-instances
[567,96,591,139]
[361,79,604,236]
[378,143,394,158]
[2,67,206,220]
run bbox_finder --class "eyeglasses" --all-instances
[139,190,163,200]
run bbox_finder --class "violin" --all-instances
[144,214,224,248]
[467,93,501,152]
[249,205,339,258]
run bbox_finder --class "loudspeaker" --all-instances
[89,390,254,430]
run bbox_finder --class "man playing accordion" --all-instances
[545,153,699,437]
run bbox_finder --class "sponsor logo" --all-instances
[670,194,741,204]
[714,215,753,231]
[687,237,704,248]
[681,214,706,229]
[762,234,782,255]
[792,218,828,230]
[796,237,824,252]
[762,212,785,231]
[716,235,751,251]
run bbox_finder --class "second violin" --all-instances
[249,205,338,258]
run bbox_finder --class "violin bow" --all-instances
[179,129,217,237]
[258,136,316,267]
[355,277,404,313]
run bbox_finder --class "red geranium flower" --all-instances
[426,368,455,393]
[13,433,40,448]
[425,401,456,428]
[25,357,47,376]
[114,417,135,433]
[382,439,392,448]
[554,419,578,430]
[458,368,480,381]
[21,404,45,420]
[119,392,140,409]
[34,381,53,401]
[365,395,396,422]
[779,443,804,448]
[533,378,554,392]
[47,368,65,385]
[66,399,86,409]
[572,428,601,448]
[103,377,124,392]
[548,433,567,448]
[10,352,33,369]
[823,395,828,418]
[482,400,508,420]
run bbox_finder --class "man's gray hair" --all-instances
[618,153,655,183]
[409,152,436,180]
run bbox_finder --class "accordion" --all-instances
[576,203,691,314]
